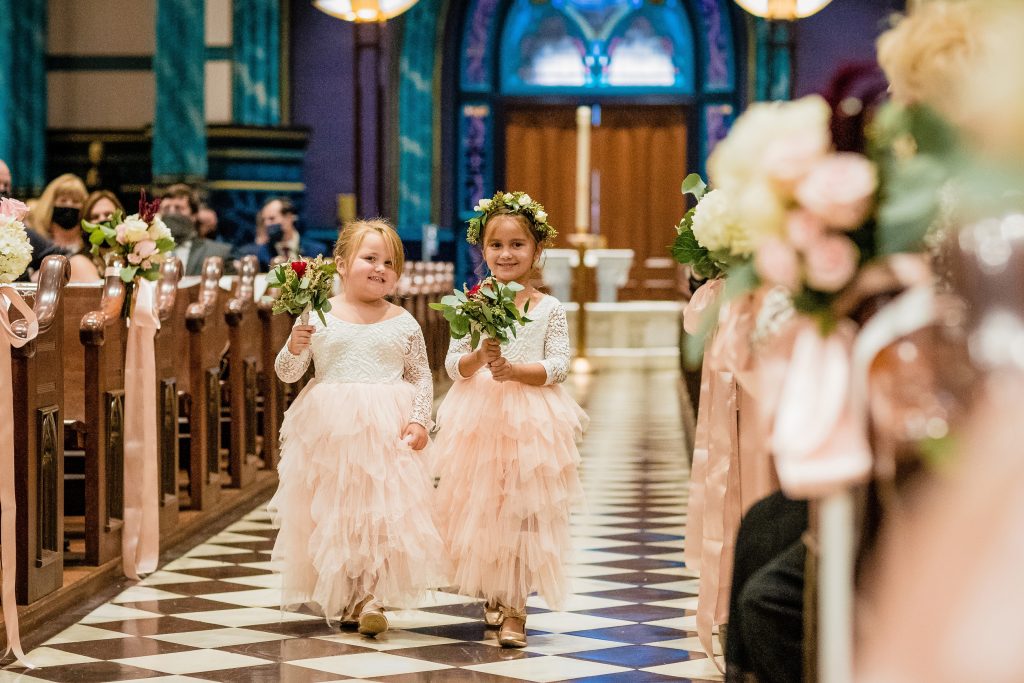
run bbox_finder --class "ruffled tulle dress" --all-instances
[268,310,443,619]
[432,295,587,610]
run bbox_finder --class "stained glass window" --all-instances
[499,0,694,94]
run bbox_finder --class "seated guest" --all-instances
[24,173,100,282]
[81,189,126,275]
[235,196,329,270]
[83,189,123,224]
[0,158,10,195]
[160,183,232,276]
[197,202,220,240]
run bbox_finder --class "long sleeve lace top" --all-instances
[275,310,434,428]
[444,294,570,385]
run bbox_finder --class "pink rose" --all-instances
[763,134,829,192]
[804,235,859,292]
[134,239,157,259]
[127,253,142,265]
[115,223,129,245]
[795,153,878,230]
[786,209,826,251]
[755,238,800,292]
[0,197,28,220]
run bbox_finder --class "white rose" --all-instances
[478,198,492,211]
[519,194,532,206]
[690,189,736,252]
[535,210,547,222]
[503,193,514,203]
[148,217,172,242]
[121,215,150,243]
[709,95,832,196]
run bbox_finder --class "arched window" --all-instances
[500,0,695,95]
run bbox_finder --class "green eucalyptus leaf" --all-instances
[681,173,707,201]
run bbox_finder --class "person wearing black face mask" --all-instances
[235,196,329,271]
[24,173,101,282]
[161,183,233,276]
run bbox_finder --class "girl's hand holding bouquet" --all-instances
[430,276,532,349]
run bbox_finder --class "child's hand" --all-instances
[402,423,428,450]
[478,337,502,364]
[488,357,518,382]
[288,324,315,355]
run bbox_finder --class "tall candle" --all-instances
[575,106,591,234]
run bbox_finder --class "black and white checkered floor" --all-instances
[4,369,721,682]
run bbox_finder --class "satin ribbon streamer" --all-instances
[122,279,160,580]
[1,287,38,667]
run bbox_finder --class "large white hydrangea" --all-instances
[0,215,33,283]
[691,189,740,253]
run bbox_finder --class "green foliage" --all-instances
[429,277,532,349]
[267,255,338,325]
[669,173,727,279]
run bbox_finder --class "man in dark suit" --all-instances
[161,183,233,276]
[235,196,330,271]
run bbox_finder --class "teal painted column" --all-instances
[233,0,281,125]
[153,0,207,183]
[755,18,793,101]
[0,0,47,196]
[397,0,441,240]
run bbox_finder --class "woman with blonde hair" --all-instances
[25,173,100,282]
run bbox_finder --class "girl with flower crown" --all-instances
[432,191,587,648]
[269,219,443,638]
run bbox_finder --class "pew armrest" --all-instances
[80,272,127,346]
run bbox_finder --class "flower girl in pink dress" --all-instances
[432,192,587,648]
[269,219,442,637]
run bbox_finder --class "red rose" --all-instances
[466,283,481,298]
[291,260,307,278]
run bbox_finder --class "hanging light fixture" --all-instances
[734,0,832,20]
[314,0,419,23]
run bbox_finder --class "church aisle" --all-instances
[4,369,720,683]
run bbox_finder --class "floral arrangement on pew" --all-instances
[82,190,175,318]
[0,196,37,666]
[266,255,337,325]
[430,276,532,350]
[0,197,33,283]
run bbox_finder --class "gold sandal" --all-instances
[483,600,503,628]
[497,605,528,648]
[357,598,388,637]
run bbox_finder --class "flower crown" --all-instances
[466,190,558,247]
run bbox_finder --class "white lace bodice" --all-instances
[445,294,570,385]
[275,310,433,427]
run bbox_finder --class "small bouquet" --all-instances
[430,276,531,349]
[0,197,33,283]
[82,190,175,317]
[266,255,337,325]
[671,174,740,281]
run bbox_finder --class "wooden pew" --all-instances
[152,258,183,535]
[64,274,129,567]
[223,255,262,489]
[10,256,70,601]
[183,258,228,510]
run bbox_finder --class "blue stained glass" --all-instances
[499,0,693,94]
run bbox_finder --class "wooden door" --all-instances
[504,105,688,300]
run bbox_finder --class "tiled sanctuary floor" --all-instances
[4,368,721,682]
